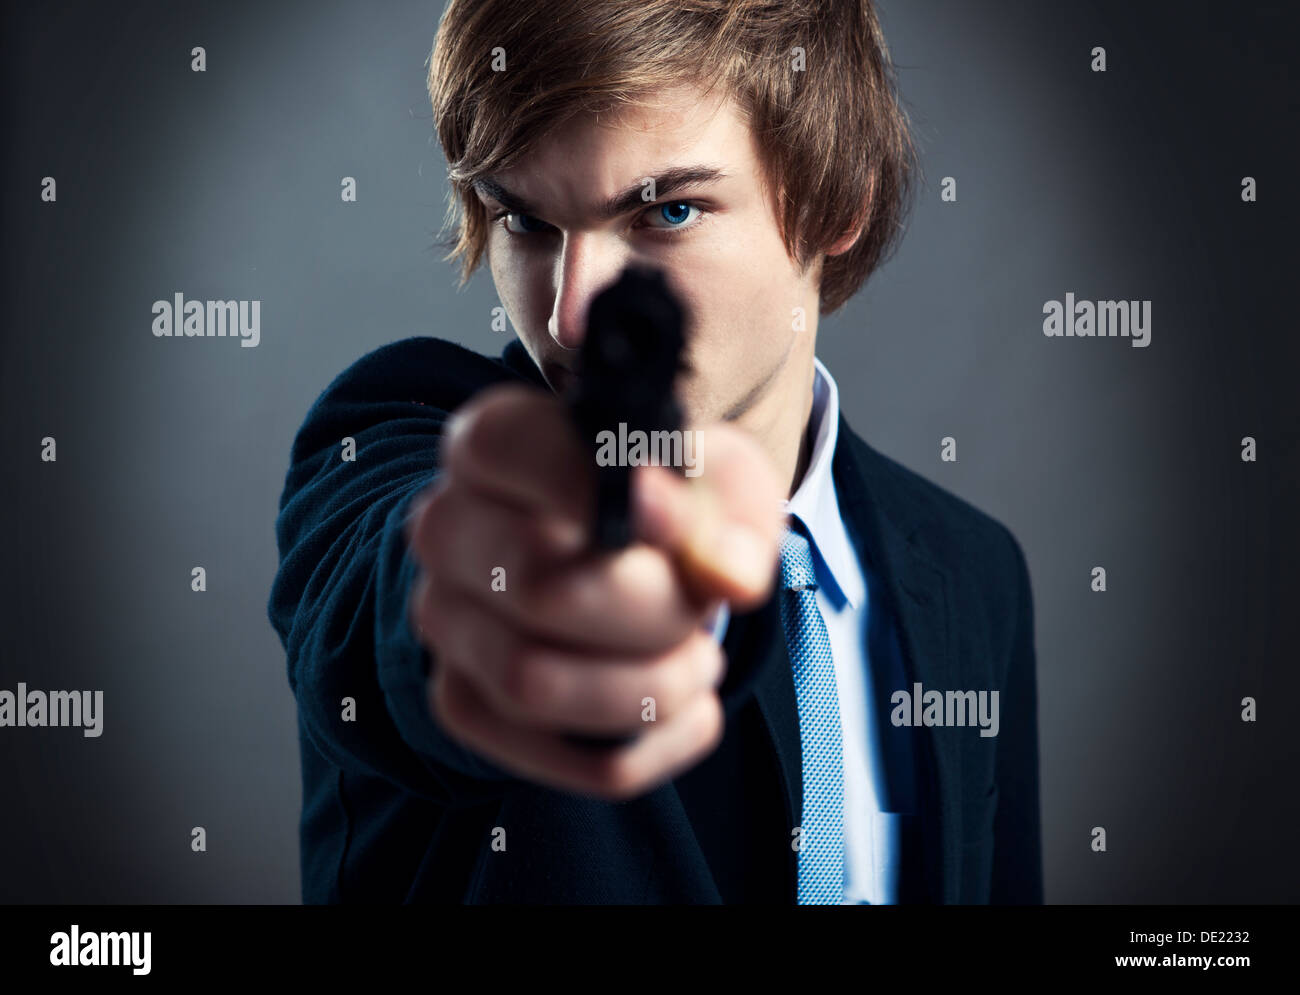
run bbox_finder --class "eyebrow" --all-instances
[474,165,729,222]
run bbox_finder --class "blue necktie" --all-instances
[779,517,845,904]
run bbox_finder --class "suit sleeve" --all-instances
[267,348,520,805]
[989,525,1044,904]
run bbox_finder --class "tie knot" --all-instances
[779,520,818,592]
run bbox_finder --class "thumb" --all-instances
[632,462,781,610]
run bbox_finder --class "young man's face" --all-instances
[474,82,827,433]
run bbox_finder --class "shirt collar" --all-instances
[782,357,865,610]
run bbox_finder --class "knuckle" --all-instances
[651,650,697,712]
[411,576,453,649]
[701,637,726,687]
[440,397,486,464]
[696,694,725,752]
[497,644,553,712]
[454,406,494,462]
[411,484,456,558]
[446,388,517,473]
[430,488,466,548]
[427,670,464,738]
[404,484,437,546]
[508,567,550,623]
[518,512,552,553]
[652,636,717,710]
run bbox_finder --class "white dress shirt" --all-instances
[707,357,900,904]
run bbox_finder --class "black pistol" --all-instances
[560,263,689,750]
[565,263,688,547]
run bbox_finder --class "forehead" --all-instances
[485,82,755,196]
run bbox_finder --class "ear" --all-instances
[825,223,863,258]
[825,172,877,258]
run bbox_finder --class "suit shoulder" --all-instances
[854,437,1033,670]
[313,335,520,413]
[847,432,1028,585]
[281,336,532,474]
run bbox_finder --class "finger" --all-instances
[408,474,585,590]
[505,543,708,651]
[410,480,706,653]
[631,427,785,608]
[429,663,725,801]
[414,584,725,734]
[441,383,594,523]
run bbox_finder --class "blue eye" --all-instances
[647,201,700,230]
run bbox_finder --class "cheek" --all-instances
[686,213,802,331]
[671,257,797,419]
[689,234,800,351]
[488,239,549,335]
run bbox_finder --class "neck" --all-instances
[790,408,815,498]
[734,341,817,502]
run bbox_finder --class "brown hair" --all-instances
[427,0,921,316]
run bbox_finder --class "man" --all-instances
[268,0,1042,904]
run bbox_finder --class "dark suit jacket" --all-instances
[267,335,1043,904]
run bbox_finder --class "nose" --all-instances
[548,234,629,352]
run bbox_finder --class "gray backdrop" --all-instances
[1,0,1295,902]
